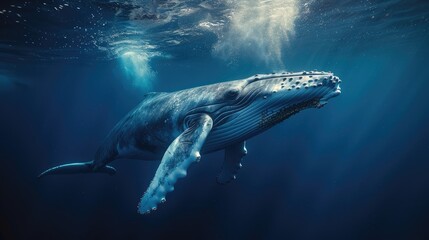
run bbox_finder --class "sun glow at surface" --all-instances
[120,51,155,89]
[213,0,300,66]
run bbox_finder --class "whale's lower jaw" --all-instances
[259,99,321,130]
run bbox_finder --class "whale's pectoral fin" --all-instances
[217,141,247,185]
[137,114,213,214]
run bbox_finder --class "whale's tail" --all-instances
[38,161,116,178]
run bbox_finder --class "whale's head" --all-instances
[247,71,341,109]
[240,71,341,128]
[199,71,341,149]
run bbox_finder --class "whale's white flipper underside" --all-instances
[217,141,247,184]
[137,114,213,214]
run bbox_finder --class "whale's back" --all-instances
[93,92,174,164]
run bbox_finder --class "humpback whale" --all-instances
[39,71,342,214]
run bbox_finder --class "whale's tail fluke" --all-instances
[38,161,116,178]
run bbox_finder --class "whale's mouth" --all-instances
[317,84,341,108]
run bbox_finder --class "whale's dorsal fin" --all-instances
[137,114,213,214]
[217,141,247,184]
[142,92,166,100]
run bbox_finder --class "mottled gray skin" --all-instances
[93,71,341,169]
[39,71,341,214]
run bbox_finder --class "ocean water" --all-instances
[1,0,429,239]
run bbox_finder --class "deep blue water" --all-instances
[1,0,429,239]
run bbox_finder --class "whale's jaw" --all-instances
[247,70,342,114]
[268,71,341,119]
[258,98,322,130]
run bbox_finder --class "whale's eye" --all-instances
[225,89,240,100]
